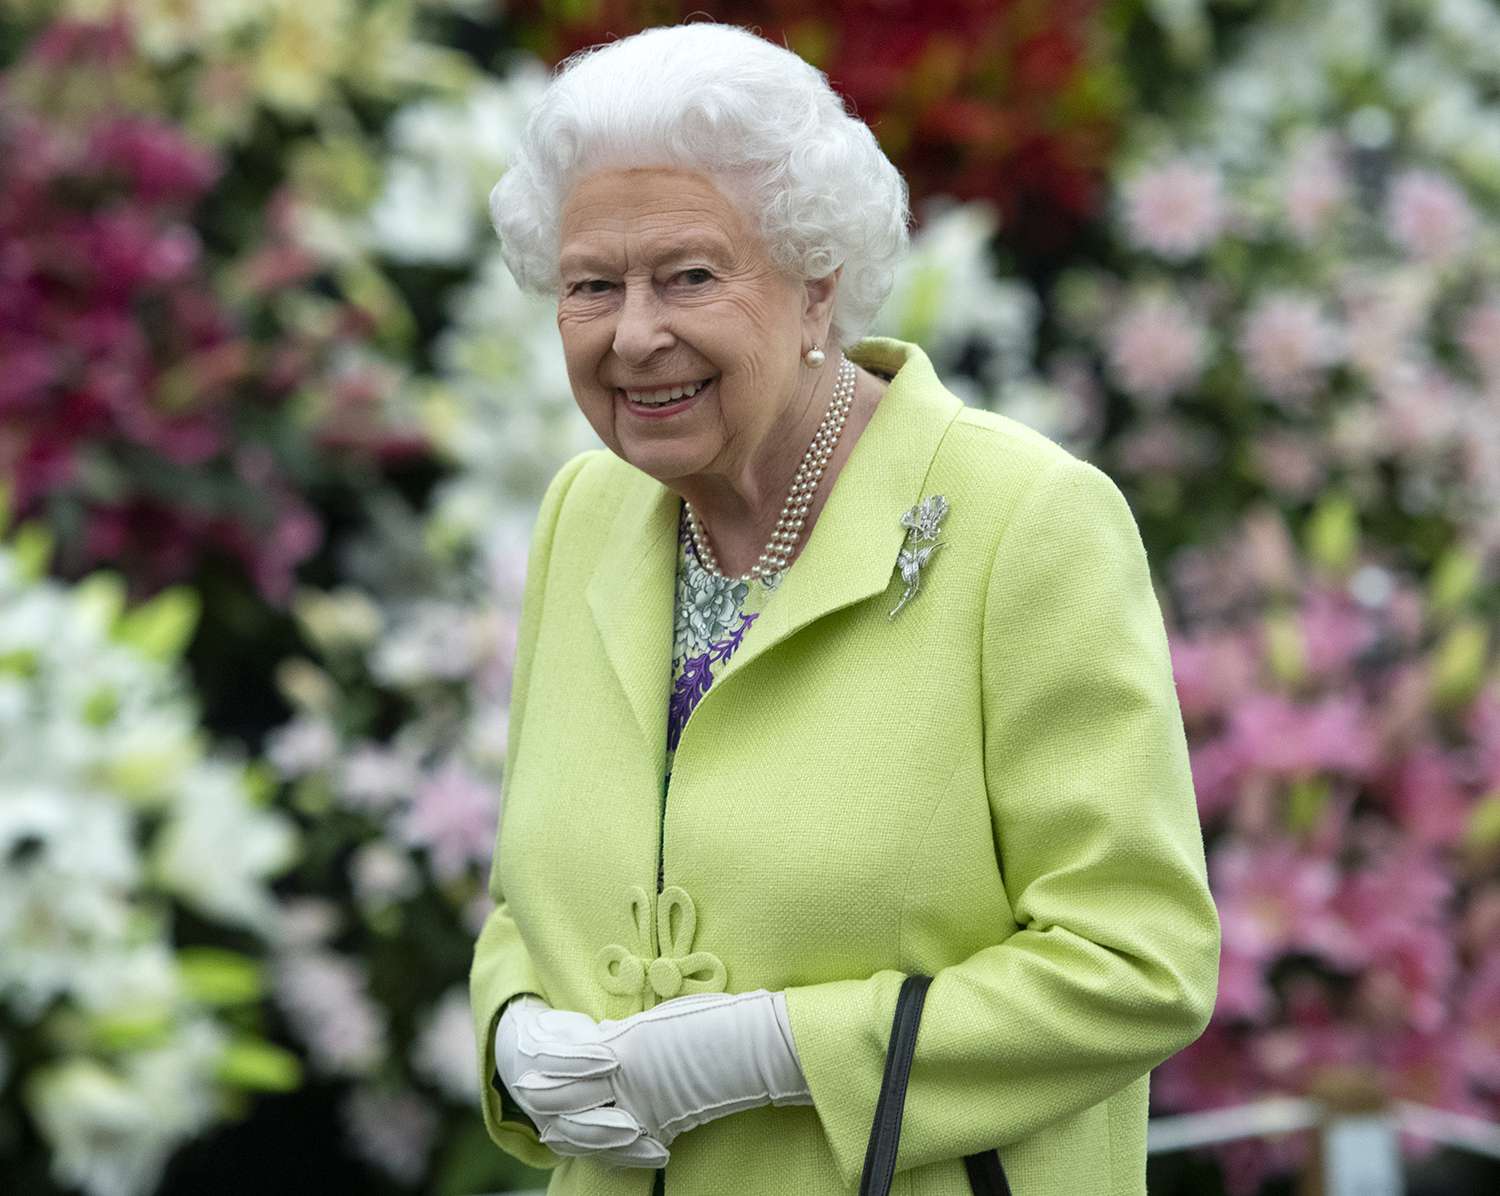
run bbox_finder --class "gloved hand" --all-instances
[494,994,670,1167]
[590,988,812,1148]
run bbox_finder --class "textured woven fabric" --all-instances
[469,338,1221,1195]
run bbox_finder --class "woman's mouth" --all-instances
[617,375,717,418]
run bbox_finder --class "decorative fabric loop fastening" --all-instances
[652,886,727,998]
[593,885,654,1001]
[595,942,647,997]
[594,884,727,1010]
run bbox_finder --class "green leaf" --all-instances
[897,263,946,346]
[1429,619,1490,710]
[216,1038,303,1093]
[113,587,201,662]
[72,571,127,635]
[1263,608,1305,687]
[89,1007,175,1051]
[1428,546,1481,620]
[11,521,55,581]
[1465,793,1500,855]
[178,948,265,1007]
[80,685,121,727]
[1285,776,1329,834]
[1304,494,1359,575]
[0,648,38,679]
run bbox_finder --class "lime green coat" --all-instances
[470,338,1220,1195]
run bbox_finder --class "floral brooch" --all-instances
[889,494,949,619]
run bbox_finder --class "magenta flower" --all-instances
[1211,839,1348,967]
[1224,692,1379,781]
[1297,586,1378,680]
[1460,954,1500,1088]
[1171,631,1260,724]
[1381,745,1472,847]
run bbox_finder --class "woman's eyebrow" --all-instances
[559,239,731,274]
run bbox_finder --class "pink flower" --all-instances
[342,1087,438,1183]
[1460,954,1500,1088]
[1385,169,1476,263]
[1238,292,1343,405]
[1121,159,1227,260]
[1329,848,1452,975]
[412,988,478,1101]
[1381,745,1473,846]
[337,744,421,815]
[87,116,220,205]
[1467,683,1500,792]
[1355,932,1456,1033]
[1459,299,1500,383]
[1224,692,1379,780]
[1153,1023,1265,1112]
[1336,267,1432,385]
[1381,1031,1487,1117]
[399,759,499,880]
[274,950,388,1076]
[1114,419,1216,476]
[1187,738,1244,823]
[1373,362,1467,455]
[1251,429,1326,498]
[1216,937,1276,1022]
[1104,293,1209,403]
[1298,586,1378,679]
[1170,631,1260,723]
[1211,840,1347,966]
[1284,135,1349,241]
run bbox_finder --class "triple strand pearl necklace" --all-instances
[685,353,856,584]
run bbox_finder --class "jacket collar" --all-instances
[585,338,963,756]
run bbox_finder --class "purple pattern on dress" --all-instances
[667,610,759,750]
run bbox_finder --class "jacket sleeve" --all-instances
[469,450,596,1170]
[781,453,1221,1188]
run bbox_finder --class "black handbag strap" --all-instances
[858,974,1012,1196]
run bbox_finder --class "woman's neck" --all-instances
[680,365,888,578]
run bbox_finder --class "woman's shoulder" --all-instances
[530,447,663,557]
[931,398,1121,521]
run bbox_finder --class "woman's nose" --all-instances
[612,283,674,363]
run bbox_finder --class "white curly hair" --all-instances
[488,22,911,349]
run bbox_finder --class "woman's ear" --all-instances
[802,265,842,343]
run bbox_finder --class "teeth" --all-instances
[626,378,712,406]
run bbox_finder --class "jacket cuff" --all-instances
[473,992,563,1170]
[781,970,905,1190]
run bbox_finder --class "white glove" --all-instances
[589,988,812,1147]
[494,994,670,1167]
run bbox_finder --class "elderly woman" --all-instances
[469,21,1219,1196]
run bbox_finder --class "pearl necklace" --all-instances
[685,354,856,584]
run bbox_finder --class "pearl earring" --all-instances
[803,345,826,368]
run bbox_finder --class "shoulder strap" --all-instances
[858,974,1012,1196]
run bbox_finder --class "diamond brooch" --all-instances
[889,495,949,619]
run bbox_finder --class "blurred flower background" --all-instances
[1,0,1498,1193]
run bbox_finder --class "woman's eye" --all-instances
[678,268,713,285]
[574,280,614,294]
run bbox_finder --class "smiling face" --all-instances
[555,167,833,497]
